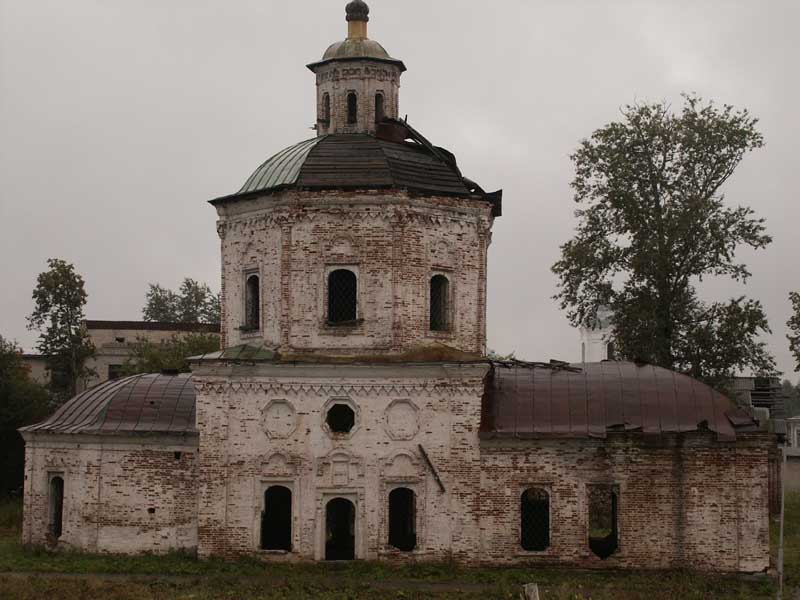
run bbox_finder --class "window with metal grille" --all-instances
[245,274,260,330]
[328,269,357,324]
[588,484,619,559]
[429,275,449,331]
[347,92,358,124]
[321,93,331,124]
[388,487,416,551]
[520,488,550,551]
[375,93,385,123]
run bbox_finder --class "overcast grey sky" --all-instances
[1,0,797,376]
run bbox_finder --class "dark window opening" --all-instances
[429,275,450,331]
[261,486,292,551]
[325,498,355,560]
[48,476,64,540]
[108,364,125,381]
[327,269,357,324]
[115,337,126,344]
[327,404,355,434]
[588,484,619,559]
[174,451,182,461]
[147,507,156,514]
[245,274,260,330]
[606,342,615,360]
[347,92,358,125]
[388,488,416,552]
[521,488,550,551]
[321,93,331,124]
[375,93,385,123]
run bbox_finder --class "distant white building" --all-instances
[579,306,615,362]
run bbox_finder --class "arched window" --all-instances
[347,92,358,125]
[588,484,619,559]
[375,93,385,123]
[322,93,331,124]
[520,488,549,551]
[429,275,450,331]
[261,486,292,551]
[328,269,357,324]
[245,274,260,330]
[49,476,64,540]
[606,341,615,360]
[388,488,416,551]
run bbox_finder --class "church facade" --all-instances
[20,1,773,572]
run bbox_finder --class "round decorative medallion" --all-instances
[384,399,420,440]
[261,400,297,439]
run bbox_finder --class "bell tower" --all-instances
[307,0,406,136]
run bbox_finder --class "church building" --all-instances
[20,1,773,572]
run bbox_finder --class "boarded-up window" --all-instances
[328,270,357,324]
[245,274,260,330]
[347,92,358,124]
[429,275,449,331]
[588,484,619,559]
[521,488,550,551]
[388,488,416,551]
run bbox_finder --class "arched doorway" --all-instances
[261,486,292,551]
[325,498,355,560]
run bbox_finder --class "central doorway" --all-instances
[261,486,292,551]
[325,498,355,560]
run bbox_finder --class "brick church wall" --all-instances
[21,435,198,554]
[215,191,493,356]
[477,434,771,572]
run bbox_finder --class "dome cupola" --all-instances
[307,1,405,136]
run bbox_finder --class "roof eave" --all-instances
[306,56,407,73]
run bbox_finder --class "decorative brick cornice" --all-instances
[194,380,482,398]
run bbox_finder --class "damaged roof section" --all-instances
[20,374,197,437]
[212,119,502,215]
[480,361,759,442]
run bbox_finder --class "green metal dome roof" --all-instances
[308,38,406,71]
[323,38,390,61]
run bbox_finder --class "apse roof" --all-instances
[211,120,502,213]
[20,374,197,436]
[480,361,759,442]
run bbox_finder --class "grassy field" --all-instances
[0,495,794,600]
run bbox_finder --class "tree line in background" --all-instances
[0,263,220,496]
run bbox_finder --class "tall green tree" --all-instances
[789,291,800,371]
[142,278,220,324]
[0,336,50,496]
[552,95,775,390]
[123,333,220,375]
[27,259,96,402]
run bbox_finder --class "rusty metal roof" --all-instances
[480,362,759,442]
[213,122,502,211]
[20,374,197,436]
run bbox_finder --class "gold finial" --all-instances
[346,0,369,39]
